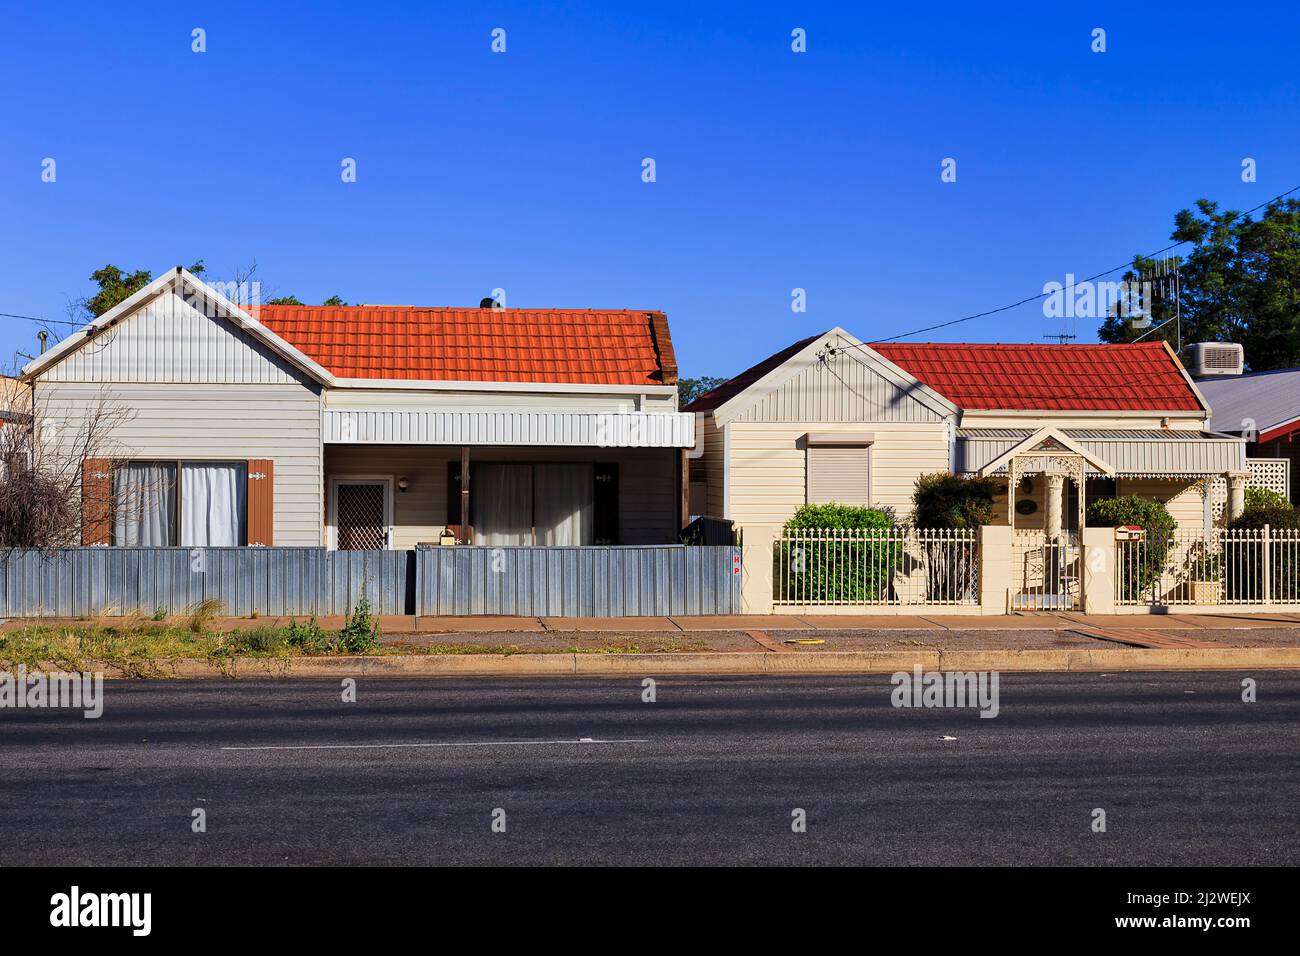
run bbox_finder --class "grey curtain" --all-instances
[535,463,595,546]
[473,463,533,545]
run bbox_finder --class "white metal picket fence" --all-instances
[1010,530,1082,610]
[1116,526,1300,607]
[773,527,979,607]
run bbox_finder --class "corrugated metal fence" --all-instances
[0,548,415,618]
[416,545,743,616]
[0,545,742,618]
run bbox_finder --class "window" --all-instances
[112,461,247,546]
[805,433,874,505]
[448,461,618,545]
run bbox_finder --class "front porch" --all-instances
[960,426,1252,537]
[320,407,697,550]
[324,443,686,549]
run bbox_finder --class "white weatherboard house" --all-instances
[21,268,695,551]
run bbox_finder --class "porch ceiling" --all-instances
[956,428,1246,477]
[323,409,696,448]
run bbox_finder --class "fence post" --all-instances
[1262,524,1272,606]
[740,524,778,614]
[978,525,1012,615]
[1081,526,1116,614]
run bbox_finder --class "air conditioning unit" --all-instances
[1188,342,1244,377]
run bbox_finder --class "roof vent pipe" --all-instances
[479,296,502,309]
[37,330,48,354]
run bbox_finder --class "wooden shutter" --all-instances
[805,434,873,505]
[81,459,112,545]
[594,462,619,544]
[246,459,274,546]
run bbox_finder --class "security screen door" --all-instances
[335,481,388,550]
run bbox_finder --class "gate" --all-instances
[1010,531,1081,610]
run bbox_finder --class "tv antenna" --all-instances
[1132,256,1182,352]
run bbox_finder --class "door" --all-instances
[332,478,392,550]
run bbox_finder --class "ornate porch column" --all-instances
[1227,470,1249,522]
[1045,472,1066,541]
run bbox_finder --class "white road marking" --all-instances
[221,737,650,752]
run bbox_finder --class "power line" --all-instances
[0,311,85,328]
[830,183,1300,350]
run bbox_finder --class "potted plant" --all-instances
[1183,540,1223,605]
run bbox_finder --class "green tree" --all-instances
[266,295,304,305]
[78,260,206,318]
[678,375,727,410]
[322,295,348,306]
[1099,199,1300,370]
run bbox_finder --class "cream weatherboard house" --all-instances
[686,328,1248,533]
[21,268,696,554]
[685,328,1260,613]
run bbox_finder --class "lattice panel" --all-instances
[1249,458,1290,499]
[337,484,385,550]
[1209,458,1291,523]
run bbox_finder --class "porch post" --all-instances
[1197,477,1213,535]
[1227,470,1248,522]
[459,446,471,543]
[680,448,690,531]
[1045,472,1065,541]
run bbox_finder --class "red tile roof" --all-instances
[872,341,1204,412]
[250,305,675,386]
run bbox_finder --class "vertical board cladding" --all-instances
[731,349,949,424]
[415,545,742,616]
[41,289,305,384]
[0,548,416,617]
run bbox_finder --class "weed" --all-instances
[187,598,223,634]
[337,588,381,654]
[286,617,333,654]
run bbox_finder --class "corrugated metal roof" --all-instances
[958,428,1226,441]
[1198,367,1300,440]
[955,428,1244,475]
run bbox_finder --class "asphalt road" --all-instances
[2,672,1297,865]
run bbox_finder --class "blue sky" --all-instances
[2,1,1297,379]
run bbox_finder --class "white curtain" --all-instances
[535,463,594,546]
[113,463,176,546]
[181,462,247,546]
[473,463,533,545]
